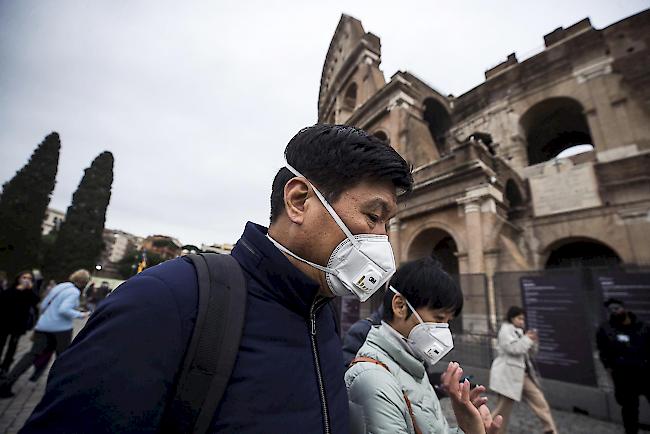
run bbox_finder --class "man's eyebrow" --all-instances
[362,198,392,215]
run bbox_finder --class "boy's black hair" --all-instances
[270,124,413,222]
[383,256,463,322]
[506,306,526,323]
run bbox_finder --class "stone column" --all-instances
[461,200,485,274]
[457,184,505,332]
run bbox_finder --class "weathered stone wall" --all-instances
[319,11,650,272]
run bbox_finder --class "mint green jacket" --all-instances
[345,325,464,434]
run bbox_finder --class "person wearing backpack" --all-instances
[345,257,503,434]
[0,269,90,398]
[18,124,413,434]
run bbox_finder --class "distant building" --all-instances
[96,229,142,278]
[201,243,233,255]
[102,229,138,263]
[42,208,65,235]
[143,235,183,259]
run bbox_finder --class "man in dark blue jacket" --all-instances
[19,124,413,433]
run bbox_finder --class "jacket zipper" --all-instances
[310,298,331,434]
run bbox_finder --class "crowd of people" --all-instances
[0,269,113,399]
[0,124,646,433]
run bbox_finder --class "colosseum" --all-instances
[320,11,650,334]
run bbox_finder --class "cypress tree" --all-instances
[0,133,60,276]
[45,151,114,281]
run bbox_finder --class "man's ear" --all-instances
[391,293,408,320]
[283,177,310,224]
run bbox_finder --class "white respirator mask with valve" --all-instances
[389,285,454,367]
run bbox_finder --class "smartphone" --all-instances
[459,375,474,384]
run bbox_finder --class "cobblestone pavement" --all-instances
[0,319,86,434]
[1,320,648,433]
[440,394,649,434]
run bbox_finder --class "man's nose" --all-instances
[373,224,389,236]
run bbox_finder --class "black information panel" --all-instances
[519,275,598,386]
[593,271,650,323]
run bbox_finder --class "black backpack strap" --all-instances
[166,253,248,433]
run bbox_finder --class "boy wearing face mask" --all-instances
[19,124,413,434]
[346,257,502,434]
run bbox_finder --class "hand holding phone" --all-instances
[525,329,538,342]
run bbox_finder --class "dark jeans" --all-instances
[613,368,650,434]
[0,331,22,371]
[2,330,72,387]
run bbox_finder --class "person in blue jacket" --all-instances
[16,124,414,434]
[0,269,90,397]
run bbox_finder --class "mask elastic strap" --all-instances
[389,286,425,325]
[285,162,360,249]
[266,234,339,275]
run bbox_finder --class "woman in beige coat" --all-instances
[489,306,557,434]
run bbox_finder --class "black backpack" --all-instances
[163,253,248,433]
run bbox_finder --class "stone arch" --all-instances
[423,97,452,155]
[344,82,358,109]
[406,225,462,275]
[543,237,622,269]
[520,97,593,165]
[504,179,525,220]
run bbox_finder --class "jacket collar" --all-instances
[231,221,321,317]
[365,324,426,379]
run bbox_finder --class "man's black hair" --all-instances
[506,306,526,323]
[382,256,463,322]
[604,298,624,307]
[270,124,413,222]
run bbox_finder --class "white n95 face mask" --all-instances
[389,286,454,366]
[266,162,396,302]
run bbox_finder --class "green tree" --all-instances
[45,151,114,281]
[0,133,60,276]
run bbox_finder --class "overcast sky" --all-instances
[1,1,647,246]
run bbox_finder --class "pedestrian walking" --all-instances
[596,298,650,434]
[27,278,58,382]
[0,270,39,374]
[83,282,97,312]
[489,306,557,434]
[95,281,111,303]
[346,257,502,434]
[0,269,90,398]
[18,124,413,433]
